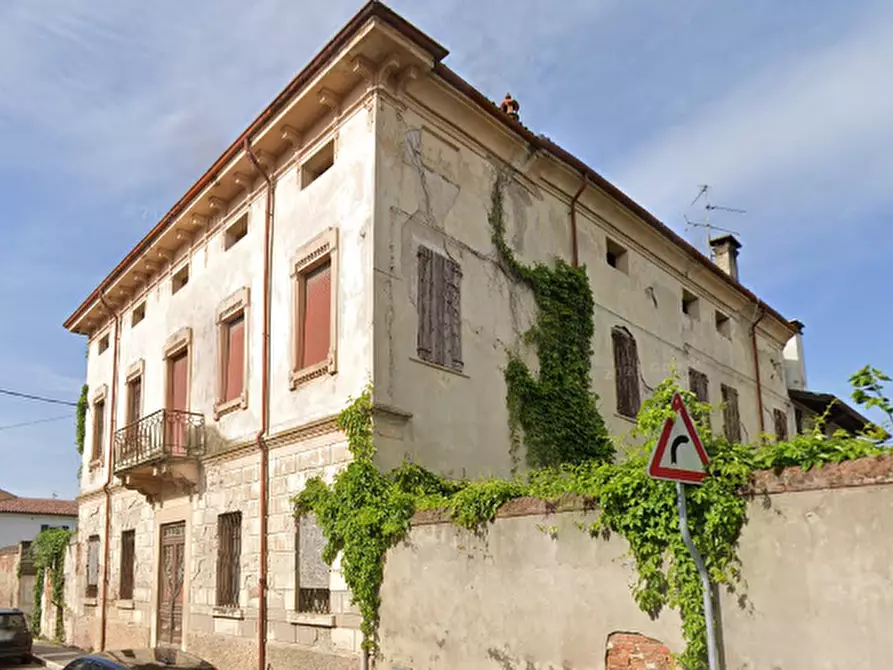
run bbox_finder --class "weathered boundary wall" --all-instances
[378,455,893,669]
[0,545,19,608]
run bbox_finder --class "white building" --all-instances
[0,493,77,547]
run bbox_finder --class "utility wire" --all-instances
[0,388,78,407]
[0,414,73,432]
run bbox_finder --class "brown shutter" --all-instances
[418,246,463,370]
[92,401,105,461]
[224,315,245,402]
[612,327,640,418]
[445,257,463,371]
[721,384,741,442]
[689,368,709,403]
[119,530,135,600]
[127,378,142,426]
[301,261,332,369]
[417,246,434,362]
[773,409,788,441]
[431,252,446,365]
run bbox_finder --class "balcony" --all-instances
[114,409,206,501]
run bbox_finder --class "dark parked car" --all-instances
[0,608,32,665]
[61,647,215,669]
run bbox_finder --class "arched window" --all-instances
[612,326,641,418]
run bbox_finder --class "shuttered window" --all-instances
[126,377,142,426]
[417,246,463,371]
[295,514,330,614]
[721,384,741,442]
[119,530,135,600]
[216,512,241,607]
[91,400,105,462]
[612,327,640,418]
[86,535,100,598]
[773,408,788,441]
[300,260,332,369]
[689,369,709,403]
[222,314,245,403]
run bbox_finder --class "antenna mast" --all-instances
[685,184,746,259]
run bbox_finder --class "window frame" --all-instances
[611,326,641,418]
[295,514,331,615]
[90,386,108,465]
[125,360,145,427]
[119,529,135,601]
[216,512,242,608]
[721,383,742,442]
[290,228,339,389]
[86,535,100,598]
[214,288,250,418]
[773,408,789,441]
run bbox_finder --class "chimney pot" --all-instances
[499,93,520,121]
[709,234,742,282]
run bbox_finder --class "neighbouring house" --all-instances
[0,494,78,547]
[62,2,833,668]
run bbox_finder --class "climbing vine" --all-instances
[850,365,892,442]
[489,174,613,468]
[75,384,88,481]
[31,528,72,641]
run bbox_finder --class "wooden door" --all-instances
[157,522,186,646]
[167,351,189,456]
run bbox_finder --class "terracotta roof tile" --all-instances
[0,498,77,517]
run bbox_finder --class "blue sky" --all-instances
[1,0,890,499]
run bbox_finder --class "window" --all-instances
[682,289,700,319]
[612,326,640,418]
[86,535,100,598]
[98,334,110,354]
[91,399,106,462]
[171,264,189,294]
[216,512,242,607]
[126,375,142,427]
[119,530,135,600]
[215,288,249,416]
[416,246,463,372]
[295,514,330,614]
[131,302,146,327]
[291,229,339,388]
[41,524,49,531]
[224,214,248,251]
[715,310,731,338]
[773,409,788,441]
[795,407,804,435]
[689,368,709,403]
[721,384,741,442]
[301,139,335,188]
[605,238,629,274]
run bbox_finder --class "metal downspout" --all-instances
[570,174,587,267]
[750,301,767,435]
[97,291,120,651]
[245,138,273,670]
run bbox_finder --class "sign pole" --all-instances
[676,481,719,670]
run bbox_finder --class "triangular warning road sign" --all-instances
[647,393,710,484]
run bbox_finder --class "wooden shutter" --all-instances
[224,315,245,402]
[773,409,788,441]
[689,368,709,403]
[92,401,105,461]
[301,261,332,369]
[216,512,241,607]
[612,327,640,418]
[417,246,463,371]
[127,378,142,426]
[86,535,100,598]
[721,384,741,442]
[119,530,135,600]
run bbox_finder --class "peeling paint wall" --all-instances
[372,87,793,478]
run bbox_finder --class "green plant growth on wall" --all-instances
[75,384,88,481]
[30,528,72,641]
[488,175,613,468]
[850,365,892,442]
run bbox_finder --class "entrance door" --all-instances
[157,522,186,646]
[167,351,189,456]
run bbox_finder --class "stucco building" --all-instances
[62,3,850,668]
[0,494,77,548]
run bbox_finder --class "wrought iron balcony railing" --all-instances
[114,409,206,473]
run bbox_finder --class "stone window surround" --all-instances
[214,287,250,419]
[90,384,109,468]
[290,227,339,389]
[163,327,193,411]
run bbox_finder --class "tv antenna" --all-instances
[684,185,745,259]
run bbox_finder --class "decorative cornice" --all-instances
[376,53,401,88]
[396,65,420,97]
[351,56,376,83]
[318,88,342,115]
[280,124,302,148]
[189,213,210,229]
[233,172,253,189]
[208,196,228,213]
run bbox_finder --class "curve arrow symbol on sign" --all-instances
[670,435,689,464]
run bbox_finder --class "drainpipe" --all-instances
[569,173,587,267]
[244,138,273,670]
[750,301,767,436]
[97,291,120,651]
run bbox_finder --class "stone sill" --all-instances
[287,611,336,628]
[614,412,636,425]
[409,356,468,378]
[212,607,244,620]
[82,598,97,607]
[116,599,134,610]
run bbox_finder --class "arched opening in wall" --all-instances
[605,631,674,669]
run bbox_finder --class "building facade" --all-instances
[0,496,77,548]
[63,3,807,669]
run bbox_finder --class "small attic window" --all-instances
[682,289,700,319]
[715,310,731,338]
[605,238,629,274]
[98,334,110,355]
[224,214,248,251]
[301,140,335,188]
[132,302,146,327]
[172,264,189,294]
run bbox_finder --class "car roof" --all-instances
[85,648,214,668]
[0,608,24,615]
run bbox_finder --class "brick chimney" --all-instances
[499,93,520,122]
[709,234,742,282]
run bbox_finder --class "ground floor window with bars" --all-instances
[119,529,135,600]
[296,514,330,614]
[86,535,100,598]
[216,512,242,607]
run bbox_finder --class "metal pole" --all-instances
[676,481,719,670]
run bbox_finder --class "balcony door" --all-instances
[167,349,189,456]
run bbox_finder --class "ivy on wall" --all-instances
[31,528,72,641]
[75,384,88,482]
[488,174,613,468]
